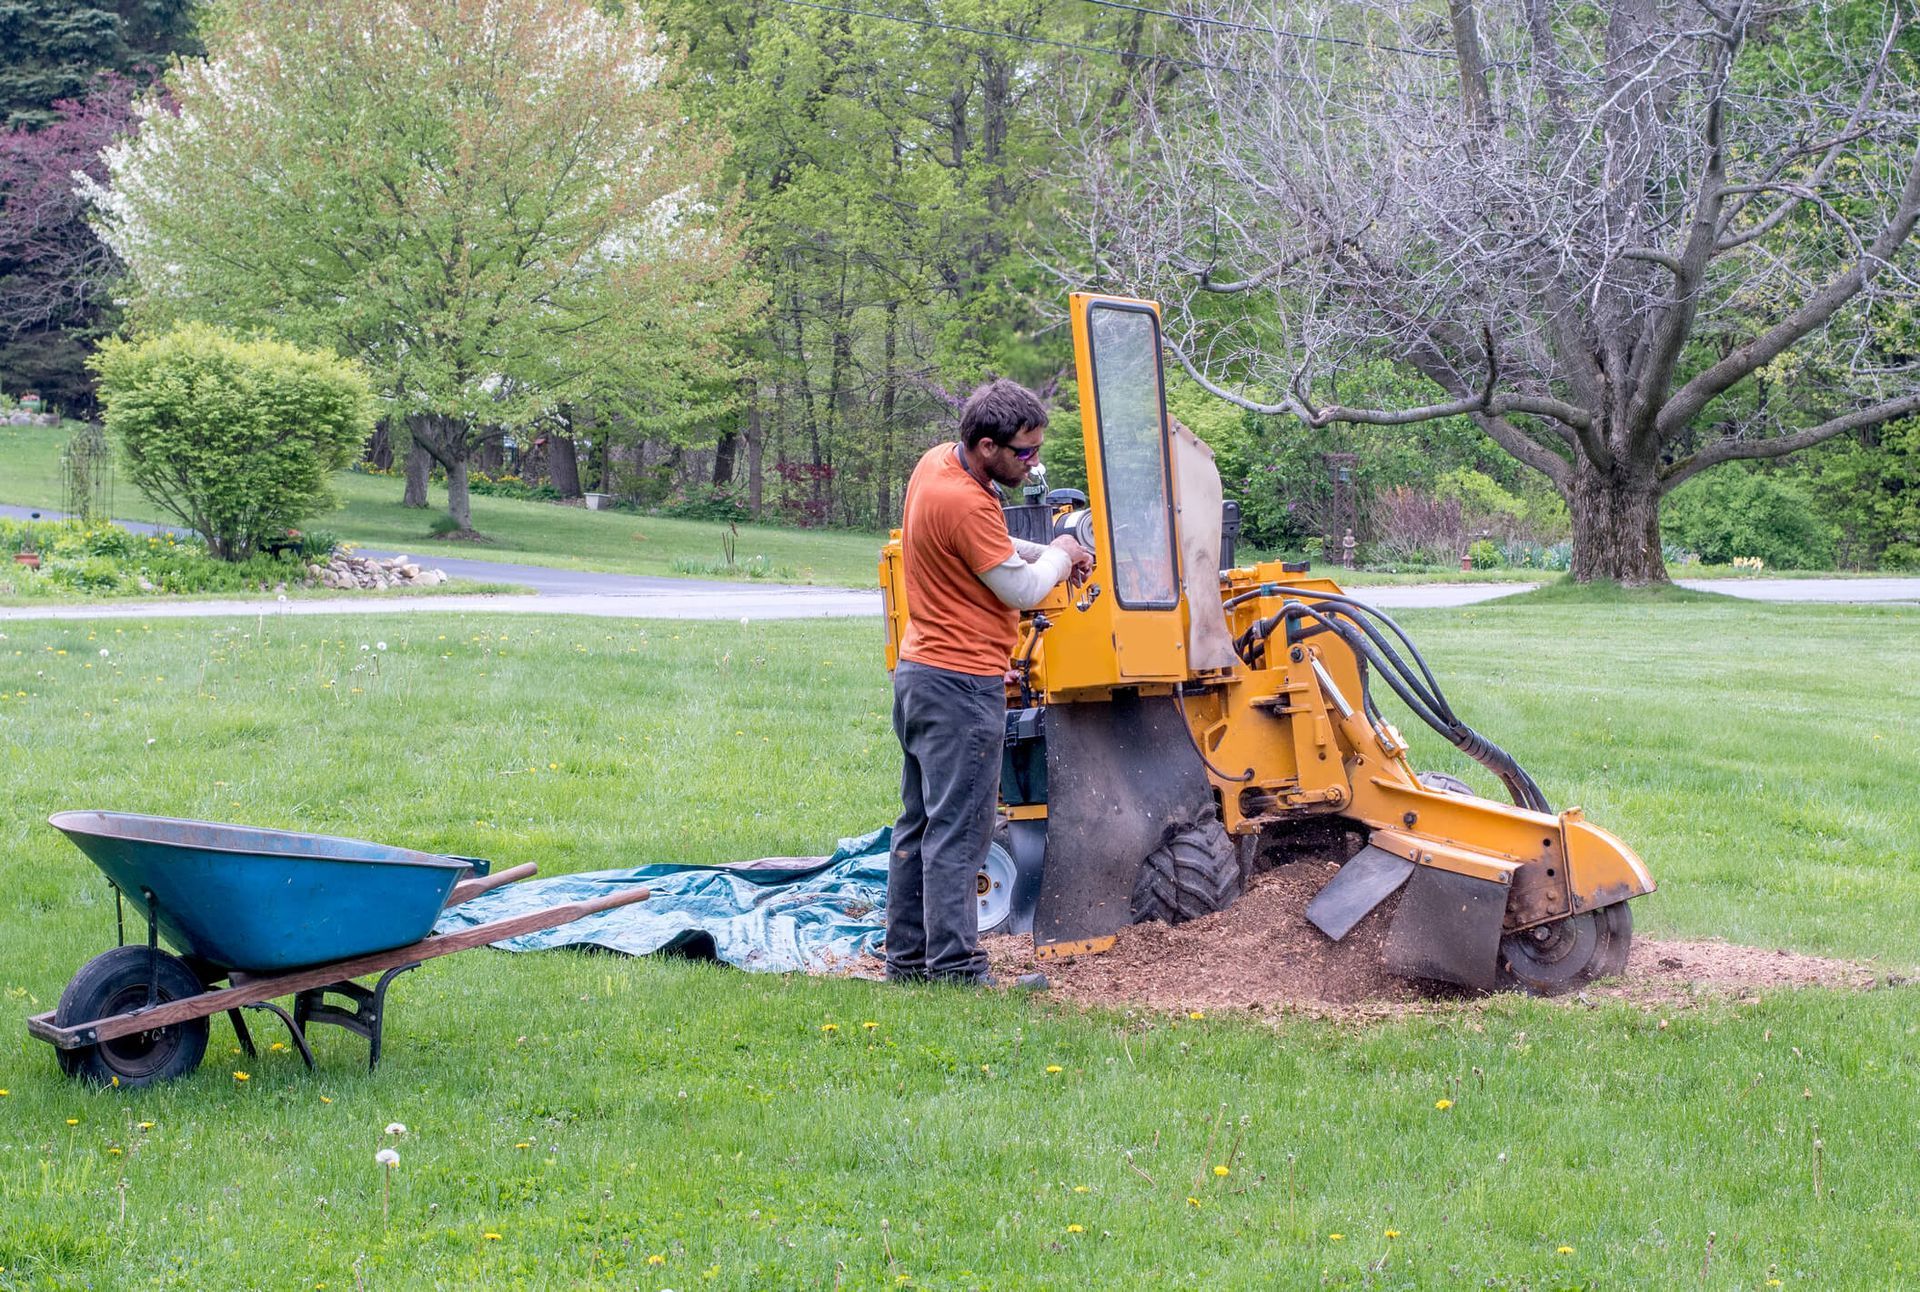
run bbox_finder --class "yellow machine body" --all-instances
[879,293,1654,993]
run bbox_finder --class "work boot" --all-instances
[936,969,1049,991]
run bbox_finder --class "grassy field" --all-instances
[2,595,1917,1287]
[0,423,889,588]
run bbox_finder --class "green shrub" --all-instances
[657,485,752,523]
[0,520,316,597]
[91,324,375,560]
[1661,470,1837,569]
[1468,538,1503,568]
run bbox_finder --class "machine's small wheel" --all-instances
[1498,902,1634,996]
[1416,770,1475,796]
[1130,816,1243,925]
[976,841,1019,936]
[53,945,210,1087]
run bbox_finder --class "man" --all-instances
[887,378,1092,986]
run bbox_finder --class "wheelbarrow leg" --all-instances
[293,963,421,1073]
[243,1000,317,1070]
[226,1008,259,1060]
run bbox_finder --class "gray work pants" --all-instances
[887,659,1002,981]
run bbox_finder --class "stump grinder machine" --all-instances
[880,293,1655,994]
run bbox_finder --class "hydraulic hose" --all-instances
[1240,594,1550,813]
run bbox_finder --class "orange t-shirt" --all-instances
[898,442,1018,676]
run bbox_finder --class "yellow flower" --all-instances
[1434,1098,1452,1110]
[1046,1064,1063,1074]
[1766,1281,1782,1288]
[1065,1224,1084,1234]
[515,1142,532,1149]
[647,1255,666,1266]
[1073,1185,1089,1193]
[319,1096,332,1104]
[108,1147,123,1156]
[483,1232,502,1241]
[270,1042,287,1052]
[65,1118,79,1126]
[0,1089,9,1096]
[862,1021,878,1030]
[548,762,559,770]
[1186,1196,1201,1208]
[820,1023,839,1033]
[1188,1011,1205,1020]
[1385,1229,1400,1239]
[1556,1245,1574,1255]
[1329,1233,1344,1241]
[138,1122,154,1130]
[1212,1164,1230,1177]
[234,1072,250,1082]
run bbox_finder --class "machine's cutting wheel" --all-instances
[1498,902,1633,995]
[1130,816,1243,925]
[54,945,210,1087]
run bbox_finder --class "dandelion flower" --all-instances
[319,1096,333,1104]
[65,1118,79,1126]
[862,1021,878,1030]
[108,1146,123,1156]
[234,1072,250,1082]
[0,1089,9,1097]
[1329,1233,1344,1241]
[1066,1224,1084,1234]
[138,1121,154,1130]
[375,1149,399,1167]
[1385,1229,1400,1239]
[385,1122,407,1136]
[1188,1011,1205,1020]
[483,1232,502,1241]
[1046,1065,1063,1074]
[648,1255,666,1266]
[1213,1164,1230,1177]
[820,1023,838,1033]
[1434,1098,1453,1110]
[1556,1245,1574,1255]
[1186,1196,1201,1208]
[1073,1185,1089,1193]
[515,1142,532,1149]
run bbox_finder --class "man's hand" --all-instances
[1051,533,1094,586]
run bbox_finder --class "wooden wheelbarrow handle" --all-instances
[447,862,539,907]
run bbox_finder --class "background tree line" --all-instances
[2,0,1917,574]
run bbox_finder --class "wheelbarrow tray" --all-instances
[49,811,475,973]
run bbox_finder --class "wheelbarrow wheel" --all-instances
[54,945,210,1088]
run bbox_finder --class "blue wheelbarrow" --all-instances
[28,812,648,1087]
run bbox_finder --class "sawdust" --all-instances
[973,864,1896,1021]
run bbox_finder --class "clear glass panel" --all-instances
[1089,306,1177,607]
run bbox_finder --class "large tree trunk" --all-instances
[402,444,431,508]
[446,457,473,532]
[549,434,582,498]
[1568,462,1667,584]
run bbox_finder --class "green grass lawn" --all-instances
[1,422,889,588]
[2,598,1918,1286]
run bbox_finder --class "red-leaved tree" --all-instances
[0,73,140,415]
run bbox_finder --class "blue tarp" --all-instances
[432,827,892,973]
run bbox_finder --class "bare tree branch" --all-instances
[1663,391,1920,490]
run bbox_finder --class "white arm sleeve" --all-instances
[1011,536,1051,562]
[979,545,1071,610]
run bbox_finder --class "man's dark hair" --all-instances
[958,378,1048,448]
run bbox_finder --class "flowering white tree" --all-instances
[86,0,761,532]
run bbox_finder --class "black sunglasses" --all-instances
[1000,440,1042,461]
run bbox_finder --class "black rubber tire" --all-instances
[1130,816,1244,925]
[53,945,210,1088]
[1416,770,1476,797]
[1497,901,1634,996]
